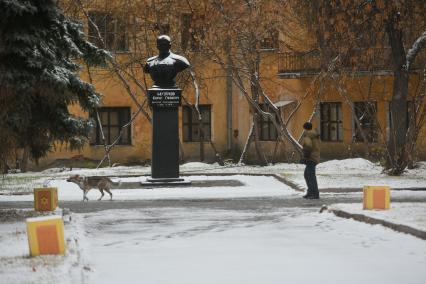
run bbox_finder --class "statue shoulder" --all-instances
[170,52,190,66]
[146,55,159,63]
[144,55,158,72]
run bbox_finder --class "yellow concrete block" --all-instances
[363,186,390,210]
[26,215,66,257]
[34,187,58,211]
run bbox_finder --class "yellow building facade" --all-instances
[34,1,426,168]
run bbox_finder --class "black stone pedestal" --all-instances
[151,106,179,178]
[146,88,190,184]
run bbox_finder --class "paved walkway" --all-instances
[1,194,426,213]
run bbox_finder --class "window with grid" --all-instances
[354,101,378,143]
[320,102,343,142]
[257,104,279,141]
[90,107,131,145]
[88,11,128,52]
[182,105,211,142]
[260,29,279,50]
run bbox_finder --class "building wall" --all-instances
[35,48,426,169]
[32,1,426,168]
[35,58,232,168]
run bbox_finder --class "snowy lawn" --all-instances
[1,208,426,284]
[1,159,425,196]
[0,210,86,284]
[280,158,426,190]
[0,175,299,202]
[331,202,426,232]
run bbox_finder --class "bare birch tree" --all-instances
[294,0,426,174]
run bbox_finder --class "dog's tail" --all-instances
[107,177,122,188]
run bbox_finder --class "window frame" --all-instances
[90,107,132,146]
[257,104,279,141]
[182,105,212,142]
[353,101,378,143]
[88,11,128,52]
[320,102,343,142]
[260,29,279,50]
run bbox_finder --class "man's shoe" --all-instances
[305,195,320,199]
[303,194,319,199]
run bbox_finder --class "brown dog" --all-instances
[67,175,114,201]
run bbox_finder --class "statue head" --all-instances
[157,35,171,57]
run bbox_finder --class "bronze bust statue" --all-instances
[144,35,190,88]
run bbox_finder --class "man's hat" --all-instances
[303,122,312,130]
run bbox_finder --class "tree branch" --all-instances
[406,31,426,70]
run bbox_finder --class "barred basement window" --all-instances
[90,107,131,145]
[320,102,343,142]
[257,104,279,141]
[354,101,378,143]
[182,105,211,142]
[88,11,128,52]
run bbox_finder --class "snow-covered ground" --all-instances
[1,159,425,196]
[1,208,426,284]
[282,158,426,189]
[0,175,299,202]
[84,208,426,284]
[0,210,86,284]
[331,203,426,232]
[1,158,426,283]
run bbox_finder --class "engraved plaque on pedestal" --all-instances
[148,88,182,108]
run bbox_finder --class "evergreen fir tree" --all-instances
[0,0,109,171]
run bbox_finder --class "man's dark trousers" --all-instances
[304,160,319,197]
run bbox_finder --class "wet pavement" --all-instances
[2,174,426,213]
[1,195,426,213]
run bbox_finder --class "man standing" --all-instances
[301,122,320,199]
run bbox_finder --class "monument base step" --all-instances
[141,177,192,187]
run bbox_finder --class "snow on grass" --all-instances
[0,212,89,284]
[0,175,47,195]
[2,207,426,284]
[0,175,299,202]
[331,202,426,232]
[181,161,220,169]
[1,159,425,196]
[317,157,382,174]
[81,208,426,284]
[281,159,426,190]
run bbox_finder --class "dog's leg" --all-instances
[105,189,113,201]
[83,190,89,202]
[98,189,104,201]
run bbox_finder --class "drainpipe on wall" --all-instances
[225,36,233,152]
